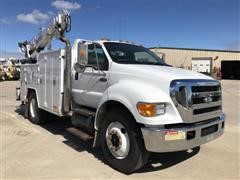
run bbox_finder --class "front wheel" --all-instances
[100,109,149,174]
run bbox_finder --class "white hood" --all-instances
[111,63,213,83]
[108,63,216,125]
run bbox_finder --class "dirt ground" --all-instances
[0,80,239,179]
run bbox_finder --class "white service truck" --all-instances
[17,11,225,173]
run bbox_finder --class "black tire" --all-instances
[28,92,48,124]
[99,109,149,174]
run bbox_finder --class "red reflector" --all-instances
[165,130,178,135]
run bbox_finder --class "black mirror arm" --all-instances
[85,64,98,70]
[85,64,106,76]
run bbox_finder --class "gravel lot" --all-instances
[0,80,239,179]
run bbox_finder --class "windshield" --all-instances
[104,42,168,66]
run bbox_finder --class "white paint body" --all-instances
[20,49,65,116]
[99,63,212,126]
[20,40,213,128]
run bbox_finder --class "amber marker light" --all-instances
[137,102,156,117]
[137,102,166,117]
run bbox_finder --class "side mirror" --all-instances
[78,43,88,64]
[74,63,86,73]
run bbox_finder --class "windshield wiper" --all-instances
[115,59,139,64]
[136,61,168,66]
[115,59,169,66]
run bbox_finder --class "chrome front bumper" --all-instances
[141,114,225,152]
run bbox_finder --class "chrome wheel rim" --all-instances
[106,122,130,159]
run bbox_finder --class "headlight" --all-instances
[136,102,166,117]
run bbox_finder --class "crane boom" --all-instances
[18,10,71,59]
[18,11,72,113]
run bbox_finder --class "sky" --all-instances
[0,0,239,58]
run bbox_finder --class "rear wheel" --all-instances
[28,92,48,124]
[100,109,149,174]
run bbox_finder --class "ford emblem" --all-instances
[203,96,213,103]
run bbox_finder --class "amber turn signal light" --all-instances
[137,103,157,117]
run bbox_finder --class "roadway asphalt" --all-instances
[0,80,239,179]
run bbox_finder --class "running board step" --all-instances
[72,107,96,117]
[67,127,93,141]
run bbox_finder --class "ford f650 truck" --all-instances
[17,11,225,173]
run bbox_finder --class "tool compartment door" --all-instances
[38,49,65,116]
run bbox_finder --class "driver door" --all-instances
[72,42,109,109]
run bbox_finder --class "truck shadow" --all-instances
[15,105,104,162]
[137,147,200,173]
[15,105,200,174]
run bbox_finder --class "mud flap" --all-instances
[24,103,28,119]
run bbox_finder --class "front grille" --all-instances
[193,96,221,104]
[192,85,220,92]
[192,84,222,105]
[170,79,223,123]
[193,106,221,115]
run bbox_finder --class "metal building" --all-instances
[150,47,240,80]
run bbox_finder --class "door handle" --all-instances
[99,77,107,82]
[75,72,79,80]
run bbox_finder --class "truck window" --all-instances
[104,42,167,66]
[88,44,109,71]
[134,52,156,63]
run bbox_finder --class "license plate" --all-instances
[165,130,186,141]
